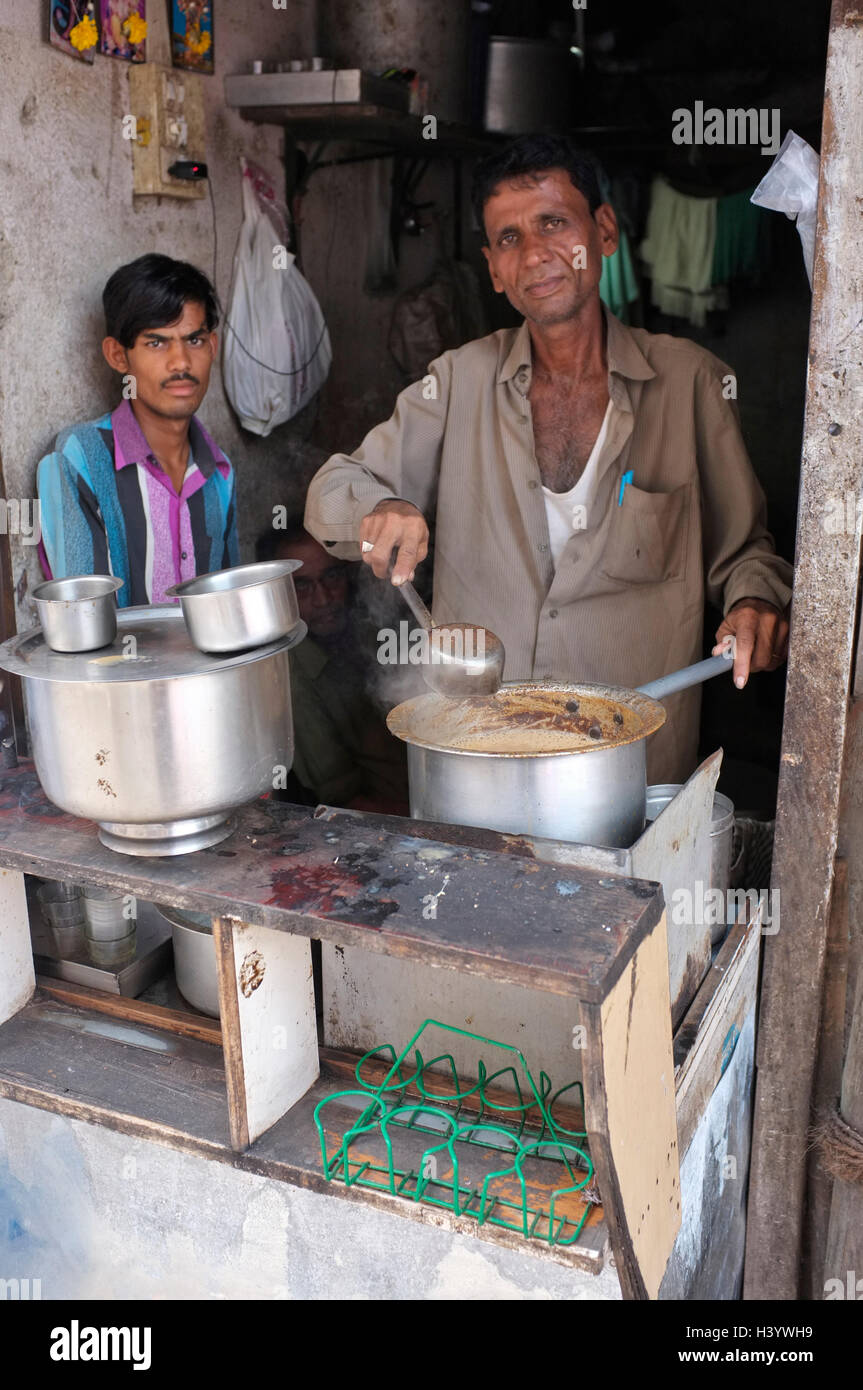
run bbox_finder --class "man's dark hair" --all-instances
[471,134,602,242]
[103,253,220,347]
[255,515,309,563]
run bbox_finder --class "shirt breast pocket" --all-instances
[600,481,690,585]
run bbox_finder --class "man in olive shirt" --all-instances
[305,135,792,782]
[257,521,408,813]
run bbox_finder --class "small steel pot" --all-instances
[167,561,301,654]
[32,575,123,652]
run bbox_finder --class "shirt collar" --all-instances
[110,398,230,479]
[497,304,656,388]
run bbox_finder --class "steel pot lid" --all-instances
[0,604,307,683]
[386,680,666,758]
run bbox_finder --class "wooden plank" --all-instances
[673,913,761,1158]
[213,916,249,1151]
[35,975,223,1047]
[821,675,863,1290]
[744,0,863,1300]
[0,760,664,1002]
[823,872,863,1286]
[0,868,34,1025]
[584,913,680,1300]
[213,916,318,1151]
[802,859,848,1296]
[0,996,229,1144]
[823,969,863,1285]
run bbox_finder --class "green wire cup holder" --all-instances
[314,1019,596,1248]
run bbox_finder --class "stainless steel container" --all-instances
[647,783,735,944]
[167,560,302,655]
[32,575,123,652]
[484,38,576,134]
[154,904,219,1018]
[0,606,306,856]
[387,682,666,848]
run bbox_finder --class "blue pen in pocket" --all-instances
[618,469,634,506]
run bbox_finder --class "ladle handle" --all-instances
[397,579,434,632]
[637,643,735,700]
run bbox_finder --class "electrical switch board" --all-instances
[129,62,206,199]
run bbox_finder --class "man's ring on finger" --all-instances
[361,540,374,553]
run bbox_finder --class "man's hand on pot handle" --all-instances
[359,499,429,584]
[712,598,790,689]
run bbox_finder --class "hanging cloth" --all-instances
[640,177,724,327]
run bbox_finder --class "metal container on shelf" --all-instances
[154,904,219,1018]
[387,681,666,849]
[483,38,576,134]
[0,605,306,856]
[647,783,735,944]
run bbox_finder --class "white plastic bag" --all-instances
[223,159,331,435]
[751,131,820,287]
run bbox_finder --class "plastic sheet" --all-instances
[751,131,820,286]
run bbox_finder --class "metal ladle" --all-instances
[397,579,505,697]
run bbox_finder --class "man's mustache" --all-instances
[161,374,200,386]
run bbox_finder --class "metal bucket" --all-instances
[647,783,735,943]
[154,905,219,1018]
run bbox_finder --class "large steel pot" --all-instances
[0,605,306,856]
[386,682,666,848]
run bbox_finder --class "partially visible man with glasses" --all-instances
[256,518,408,813]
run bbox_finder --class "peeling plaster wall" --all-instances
[0,0,321,631]
[0,1099,622,1300]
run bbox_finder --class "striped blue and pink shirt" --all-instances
[37,400,238,605]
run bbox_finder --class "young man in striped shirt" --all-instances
[37,254,238,604]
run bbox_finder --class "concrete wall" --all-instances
[0,1098,621,1300]
[0,0,320,629]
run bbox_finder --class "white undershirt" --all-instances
[542,400,613,568]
